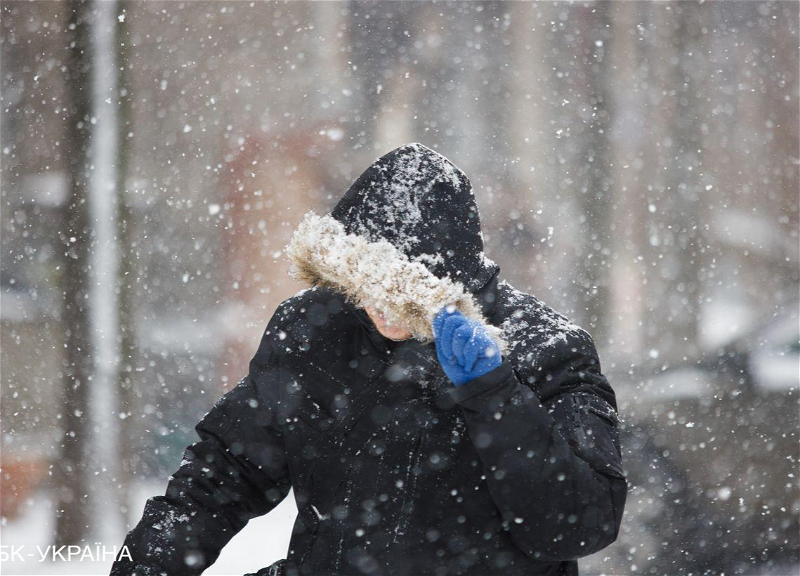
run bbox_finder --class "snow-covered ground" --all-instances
[0,480,297,575]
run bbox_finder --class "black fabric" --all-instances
[330,143,499,293]
[110,144,626,576]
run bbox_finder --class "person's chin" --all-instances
[381,329,412,341]
[386,334,412,341]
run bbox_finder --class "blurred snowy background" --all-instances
[1,1,798,575]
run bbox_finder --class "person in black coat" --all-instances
[110,143,626,576]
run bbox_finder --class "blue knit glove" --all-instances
[432,305,502,386]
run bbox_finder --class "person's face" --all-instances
[363,306,413,341]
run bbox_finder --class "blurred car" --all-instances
[585,297,799,575]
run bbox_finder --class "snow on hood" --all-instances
[285,143,506,350]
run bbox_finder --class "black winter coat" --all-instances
[111,143,626,576]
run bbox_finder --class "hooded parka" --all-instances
[110,143,626,576]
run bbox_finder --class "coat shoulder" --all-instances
[493,279,611,402]
[493,279,595,356]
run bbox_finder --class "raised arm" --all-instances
[110,315,292,576]
[435,308,627,562]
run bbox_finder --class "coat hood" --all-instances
[285,142,504,350]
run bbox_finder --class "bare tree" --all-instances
[54,0,93,547]
[572,3,615,345]
[115,0,137,524]
[347,0,416,151]
[545,2,615,342]
[477,1,538,291]
[652,2,707,362]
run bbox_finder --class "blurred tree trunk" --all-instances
[115,0,137,523]
[572,3,614,344]
[661,3,706,362]
[54,0,94,547]
[347,0,415,151]
[86,0,124,540]
[478,1,537,291]
[751,3,799,300]
[545,3,614,341]
[477,1,517,182]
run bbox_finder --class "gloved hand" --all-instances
[432,305,502,386]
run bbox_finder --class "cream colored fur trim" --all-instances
[285,210,507,353]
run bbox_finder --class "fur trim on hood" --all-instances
[285,210,507,352]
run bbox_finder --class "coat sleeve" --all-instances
[110,317,292,576]
[446,330,627,563]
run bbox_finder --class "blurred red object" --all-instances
[1,455,47,520]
